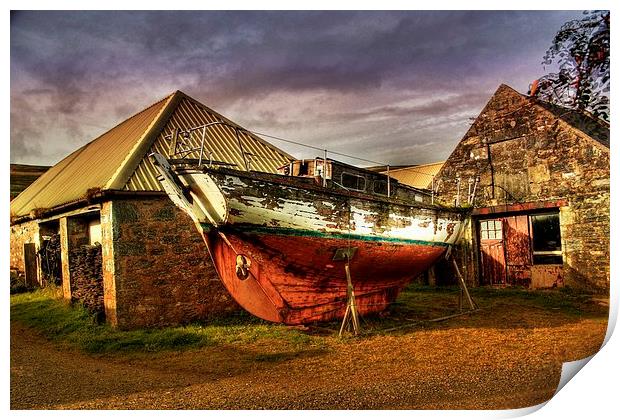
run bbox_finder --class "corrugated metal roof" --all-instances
[11,91,294,219]
[382,161,445,189]
[125,94,292,191]
[11,95,172,218]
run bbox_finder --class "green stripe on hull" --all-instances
[201,223,451,247]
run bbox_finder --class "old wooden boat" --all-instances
[152,136,464,325]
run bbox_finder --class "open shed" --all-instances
[10,90,293,329]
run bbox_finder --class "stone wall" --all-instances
[102,196,239,329]
[559,193,610,290]
[434,84,610,291]
[9,220,39,274]
[60,215,95,300]
[69,244,104,319]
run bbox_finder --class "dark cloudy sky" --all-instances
[10,10,584,167]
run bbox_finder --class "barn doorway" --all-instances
[479,219,506,285]
[39,220,61,286]
[477,210,564,288]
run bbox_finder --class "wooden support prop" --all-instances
[338,305,351,337]
[451,257,477,310]
[339,263,360,337]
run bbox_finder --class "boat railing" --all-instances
[163,120,396,197]
[163,121,253,170]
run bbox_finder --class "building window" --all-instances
[480,219,502,240]
[341,172,366,192]
[530,212,563,264]
[88,218,102,245]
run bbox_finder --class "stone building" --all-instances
[10,90,293,329]
[433,84,609,291]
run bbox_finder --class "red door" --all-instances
[504,215,532,286]
[479,219,506,285]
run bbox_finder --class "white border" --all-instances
[4,2,617,418]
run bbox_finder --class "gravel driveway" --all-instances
[11,302,606,410]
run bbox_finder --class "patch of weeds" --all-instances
[10,288,322,354]
[347,283,608,337]
[469,286,605,317]
[10,271,36,295]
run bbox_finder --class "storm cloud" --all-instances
[10,10,583,166]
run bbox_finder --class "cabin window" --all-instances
[373,180,388,195]
[530,212,563,264]
[480,219,502,240]
[341,172,366,191]
[299,161,309,176]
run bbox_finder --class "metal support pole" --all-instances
[235,128,249,171]
[198,126,207,166]
[169,128,180,156]
[431,177,435,205]
[387,165,391,198]
[323,149,328,187]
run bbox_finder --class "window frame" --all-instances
[341,172,367,192]
[529,211,563,265]
[372,179,388,196]
[479,219,503,240]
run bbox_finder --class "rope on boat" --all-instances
[217,231,238,254]
[380,308,481,333]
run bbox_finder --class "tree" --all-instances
[531,10,609,122]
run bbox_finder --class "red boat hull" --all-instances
[205,228,447,324]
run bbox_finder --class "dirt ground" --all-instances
[11,290,608,410]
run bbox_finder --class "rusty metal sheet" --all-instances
[507,266,531,287]
[531,265,564,288]
[504,215,532,286]
[504,215,531,266]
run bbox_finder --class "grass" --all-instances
[11,283,607,354]
[394,283,605,316]
[326,283,608,334]
[10,287,317,354]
